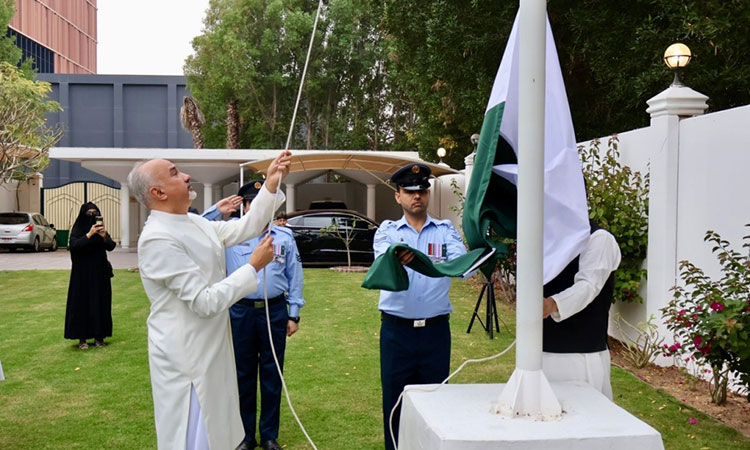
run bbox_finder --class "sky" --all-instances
[97,0,211,75]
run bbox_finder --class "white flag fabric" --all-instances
[484,13,590,284]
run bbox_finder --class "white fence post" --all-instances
[644,84,708,357]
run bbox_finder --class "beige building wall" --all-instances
[9,0,97,74]
[0,175,42,213]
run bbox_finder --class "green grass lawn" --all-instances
[0,269,748,449]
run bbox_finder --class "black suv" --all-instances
[285,209,378,267]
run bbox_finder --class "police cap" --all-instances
[390,164,431,191]
[238,180,264,201]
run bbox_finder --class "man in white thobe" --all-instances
[541,224,621,399]
[127,152,291,450]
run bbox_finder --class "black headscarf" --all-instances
[70,202,101,239]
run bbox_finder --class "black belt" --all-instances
[236,294,285,309]
[381,311,449,328]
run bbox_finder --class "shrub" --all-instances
[613,313,664,369]
[579,135,649,303]
[662,227,750,404]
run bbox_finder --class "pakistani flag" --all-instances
[463,13,590,283]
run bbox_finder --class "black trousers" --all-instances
[230,299,288,444]
[380,314,450,450]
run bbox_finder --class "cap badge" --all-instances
[254,181,262,189]
[411,165,420,174]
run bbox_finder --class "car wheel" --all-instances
[32,237,40,252]
[50,237,58,252]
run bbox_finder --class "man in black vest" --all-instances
[541,223,621,399]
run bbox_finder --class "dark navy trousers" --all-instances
[380,314,451,450]
[230,300,288,444]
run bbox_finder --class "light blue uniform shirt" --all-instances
[373,214,467,319]
[203,206,305,317]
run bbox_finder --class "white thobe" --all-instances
[542,229,621,400]
[137,186,284,450]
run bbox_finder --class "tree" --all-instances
[0,62,62,184]
[0,0,20,66]
[320,216,360,267]
[382,0,750,165]
[1,0,32,77]
[180,96,206,148]
[185,0,406,151]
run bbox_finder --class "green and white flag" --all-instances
[463,13,590,283]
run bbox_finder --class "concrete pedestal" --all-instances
[398,382,664,450]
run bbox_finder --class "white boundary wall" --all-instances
[591,88,750,370]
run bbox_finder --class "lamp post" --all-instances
[664,43,692,87]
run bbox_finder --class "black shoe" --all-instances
[236,439,257,450]
[260,439,282,450]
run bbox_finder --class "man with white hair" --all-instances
[127,151,291,450]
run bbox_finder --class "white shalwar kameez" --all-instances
[137,186,284,450]
[542,229,621,400]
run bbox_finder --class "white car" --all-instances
[0,212,58,252]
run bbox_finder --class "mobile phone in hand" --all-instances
[96,216,103,226]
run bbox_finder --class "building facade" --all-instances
[38,74,193,188]
[7,0,96,74]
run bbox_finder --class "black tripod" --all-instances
[466,277,501,339]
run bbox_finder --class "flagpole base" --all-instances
[493,368,562,419]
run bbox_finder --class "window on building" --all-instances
[6,29,55,73]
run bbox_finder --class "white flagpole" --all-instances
[495,0,561,418]
[516,0,545,374]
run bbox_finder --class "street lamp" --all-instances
[664,43,692,87]
[437,147,447,165]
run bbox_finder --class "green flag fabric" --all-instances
[361,243,488,292]
[462,103,518,278]
[462,12,591,283]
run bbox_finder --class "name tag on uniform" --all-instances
[273,244,286,264]
[427,243,447,263]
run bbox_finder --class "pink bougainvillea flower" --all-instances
[710,301,725,312]
[688,418,698,425]
[693,336,703,347]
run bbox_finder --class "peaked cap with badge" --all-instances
[390,163,432,191]
[238,180,264,201]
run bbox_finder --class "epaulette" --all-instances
[434,218,456,228]
[379,219,397,229]
[273,226,294,238]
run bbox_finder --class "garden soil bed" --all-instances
[609,338,750,437]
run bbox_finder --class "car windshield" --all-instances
[0,213,29,225]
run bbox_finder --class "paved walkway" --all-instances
[0,248,138,271]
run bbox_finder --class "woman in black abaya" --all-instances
[64,202,116,350]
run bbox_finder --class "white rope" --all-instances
[260,1,325,448]
[388,340,517,450]
[284,0,325,152]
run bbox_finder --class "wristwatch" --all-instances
[289,316,300,324]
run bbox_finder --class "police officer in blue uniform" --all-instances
[374,164,468,450]
[203,181,304,450]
